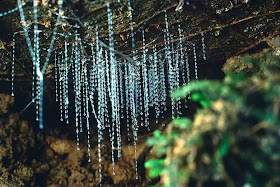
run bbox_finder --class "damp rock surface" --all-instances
[0,94,150,186]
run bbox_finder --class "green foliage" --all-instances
[144,159,165,178]
[172,117,192,129]
[218,135,230,158]
[147,130,168,156]
[145,52,280,186]
[213,134,231,167]
[191,92,213,107]
[171,77,243,106]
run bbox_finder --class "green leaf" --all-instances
[218,135,230,157]
[149,168,163,178]
[147,136,168,146]
[213,155,219,167]
[147,138,158,146]
[200,100,213,107]
[145,159,165,168]
[145,159,156,168]
[171,80,219,99]
[190,92,213,107]
[191,93,202,101]
[173,117,192,129]
[156,147,168,156]
[154,130,161,137]
[147,130,168,146]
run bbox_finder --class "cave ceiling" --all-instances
[0,0,279,80]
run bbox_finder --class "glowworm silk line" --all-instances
[0,2,26,17]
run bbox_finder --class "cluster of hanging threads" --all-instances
[15,0,64,129]
[9,0,210,184]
